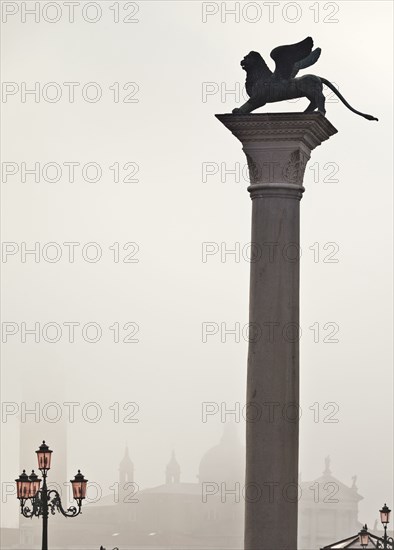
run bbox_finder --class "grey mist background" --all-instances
[1,0,393,547]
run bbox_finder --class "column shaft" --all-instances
[246,191,300,550]
[216,113,337,550]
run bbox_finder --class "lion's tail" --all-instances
[320,78,378,121]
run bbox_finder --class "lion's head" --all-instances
[240,51,266,72]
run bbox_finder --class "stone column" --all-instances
[215,113,337,550]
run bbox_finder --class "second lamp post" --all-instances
[16,441,88,550]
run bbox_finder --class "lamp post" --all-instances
[358,524,369,548]
[322,503,392,549]
[15,441,88,550]
[377,504,393,549]
[356,506,393,549]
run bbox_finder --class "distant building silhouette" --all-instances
[62,430,363,549]
[4,428,364,549]
[166,451,180,485]
[299,455,363,549]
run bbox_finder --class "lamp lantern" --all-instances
[28,470,41,498]
[15,470,30,500]
[36,441,53,473]
[70,470,88,501]
[380,504,391,526]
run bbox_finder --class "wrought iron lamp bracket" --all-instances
[20,489,82,519]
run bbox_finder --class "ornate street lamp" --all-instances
[28,470,41,497]
[15,470,31,500]
[377,504,393,549]
[381,504,391,526]
[70,470,88,504]
[36,440,52,473]
[321,503,393,549]
[16,441,88,550]
[359,524,369,548]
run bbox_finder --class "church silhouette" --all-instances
[15,426,363,550]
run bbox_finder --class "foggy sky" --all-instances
[1,0,393,535]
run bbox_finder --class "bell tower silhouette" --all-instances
[119,446,134,497]
[165,450,180,484]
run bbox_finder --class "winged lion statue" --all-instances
[232,37,378,121]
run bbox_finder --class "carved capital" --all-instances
[216,112,337,200]
[282,149,309,185]
[243,146,309,183]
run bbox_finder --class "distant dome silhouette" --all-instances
[198,424,245,484]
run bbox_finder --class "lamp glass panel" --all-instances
[29,479,41,498]
[360,532,369,545]
[37,451,52,470]
[21,480,31,499]
[16,480,23,499]
[71,480,87,499]
[380,509,390,524]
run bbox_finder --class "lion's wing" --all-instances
[290,48,321,79]
[270,37,314,80]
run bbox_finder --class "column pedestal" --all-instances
[216,113,337,550]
